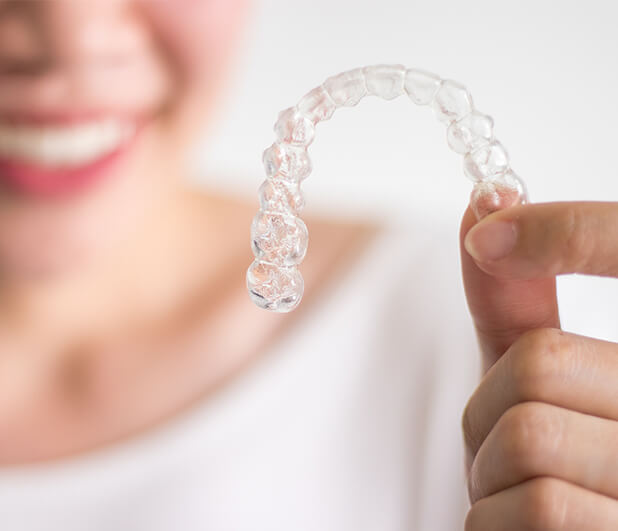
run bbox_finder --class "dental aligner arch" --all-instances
[248,65,528,313]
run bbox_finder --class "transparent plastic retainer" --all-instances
[248,65,529,313]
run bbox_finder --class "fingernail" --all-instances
[465,221,518,262]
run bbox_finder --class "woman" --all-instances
[1,1,617,529]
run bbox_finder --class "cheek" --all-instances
[140,0,250,83]
[138,0,251,150]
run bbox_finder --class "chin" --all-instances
[0,202,109,282]
[0,243,87,282]
[0,120,168,282]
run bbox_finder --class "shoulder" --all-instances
[293,212,383,310]
[303,213,382,269]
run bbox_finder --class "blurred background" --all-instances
[196,0,618,342]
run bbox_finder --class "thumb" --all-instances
[460,206,560,373]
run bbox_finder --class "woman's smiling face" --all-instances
[0,0,248,277]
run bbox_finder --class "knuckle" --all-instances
[559,205,594,272]
[497,402,562,473]
[462,398,481,457]
[521,478,569,531]
[466,478,569,531]
[509,328,575,400]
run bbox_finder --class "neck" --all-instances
[0,181,250,351]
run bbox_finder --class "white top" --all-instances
[0,216,480,531]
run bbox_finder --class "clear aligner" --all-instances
[248,65,529,313]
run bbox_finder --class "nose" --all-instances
[41,0,151,71]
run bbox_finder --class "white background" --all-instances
[194,0,618,341]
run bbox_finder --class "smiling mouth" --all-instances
[0,116,139,198]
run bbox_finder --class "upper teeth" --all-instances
[0,119,135,168]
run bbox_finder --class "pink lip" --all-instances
[0,119,140,199]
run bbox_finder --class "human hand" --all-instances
[460,202,618,530]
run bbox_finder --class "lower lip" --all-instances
[0,129,139,199]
